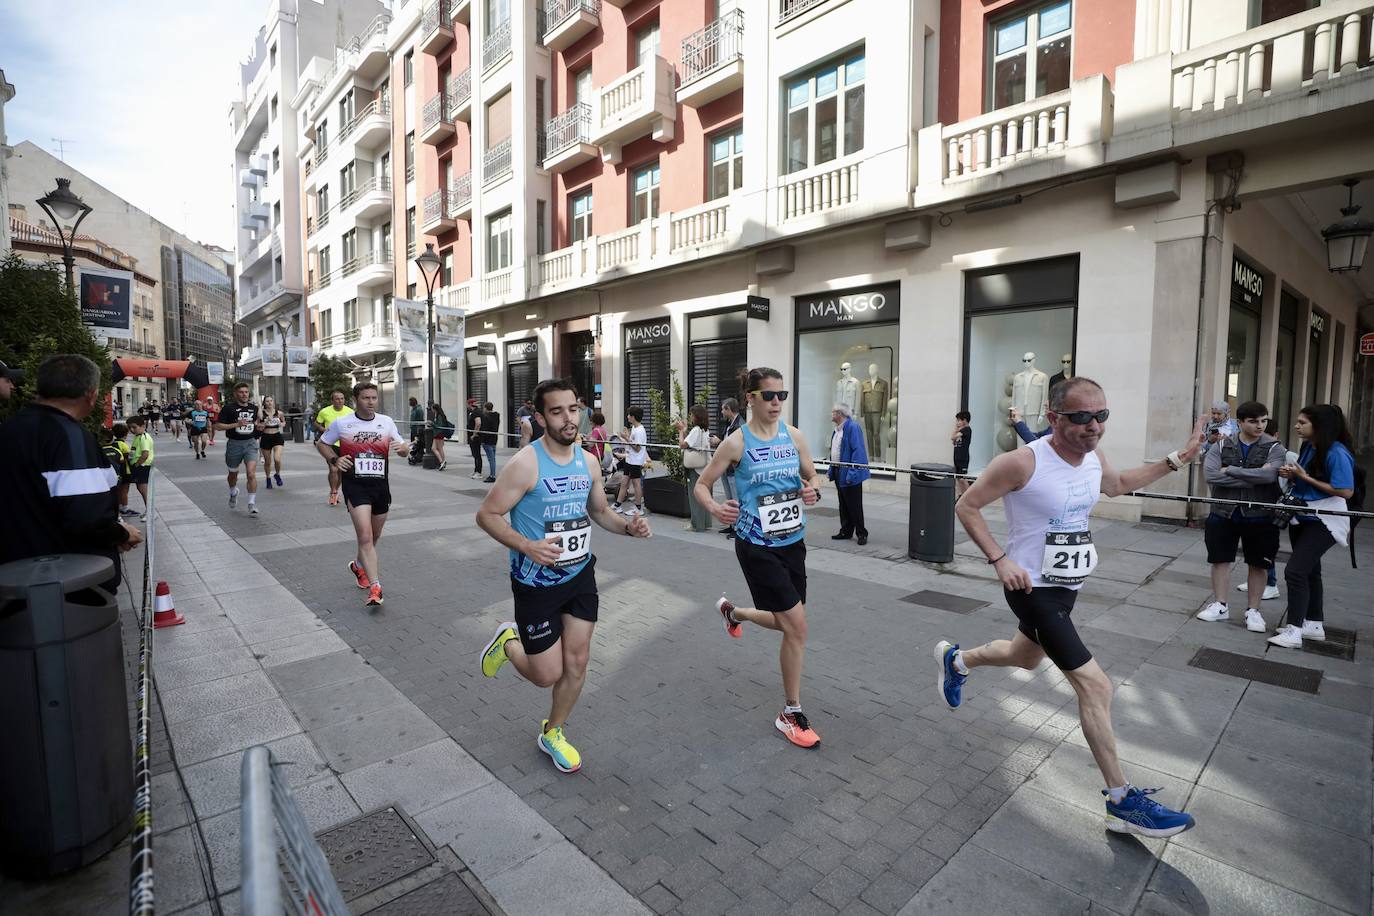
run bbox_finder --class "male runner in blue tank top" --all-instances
[476,378,652,773]
[695,367,826,748]
[937,377,1208,837]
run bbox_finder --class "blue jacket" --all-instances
[827,417,871,488]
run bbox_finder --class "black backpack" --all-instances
[1349,463,1367,568]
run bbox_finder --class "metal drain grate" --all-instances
[1302,626,1357,662]
[1188,647,1322,693]
[899,590,988,615]
[364,872,491,916]
[308,808,435,902]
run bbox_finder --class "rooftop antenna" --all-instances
[51,138,74,161]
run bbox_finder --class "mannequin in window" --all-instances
[1049,353,1073,390]
[835,362,859,414]
[861,363,888,458]
[1012,352,1049,433]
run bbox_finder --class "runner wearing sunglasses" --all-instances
[935,377,1208,837]
[695,367,827,748]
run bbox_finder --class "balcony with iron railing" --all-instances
[421,189,456,234]
[778,0,828,26]
[346,98,391,151]
[449,173,473,220]
[450,0,470,25]
[543,102,597,172]
[542,0,599,52]
[590,55,676,163]
[352,247,395,289]
[421,0,454,55]
[420,90,456,145]
[482,138,513,185]
[406,162,416,184]
[452,68,473,122]
[678,10,745,107]
[483,20,512,71]
[341,175,393,221]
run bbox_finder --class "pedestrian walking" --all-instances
[937,377,1206,838]
[711,398,744,539]
[408,397,426,460]
[259,395,287,489]
[315,390,354,505]
[480,402,500,482]
[695,367,826,748]
[467,397,485,479]
[214,382,265,516]
[828,403,870,544]
[477,378,652,774]
[430,403,452,470]
[1269,404,1358,649]
[127,416,155,520]
[1195,401,1285,633]
[678,405,714,532]
[0,354,141,591]
[951,410,972,497]
[613,407,647,515]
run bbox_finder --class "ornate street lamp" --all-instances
[413,243,443,468]
[1322,179,1373,273]
[36,178,94,292]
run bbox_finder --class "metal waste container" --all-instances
[909,463,956,563]
[0,555,132,878]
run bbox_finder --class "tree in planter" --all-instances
[308,353,354,413]
[645,369,712,484]
[0,253,113,431]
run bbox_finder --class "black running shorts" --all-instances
[1204,513,1279,568]
[341,479,391,515]
[511,558,599,656]
[1003,586,1092,672]
[734,537,807,613]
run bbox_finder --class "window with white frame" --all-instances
[536,200,547,255]
[320,310,333,339]
[708,125,743,200]
[634,21,660,68]
[317,184,330,216]
[442,250,453,286]
[320,245,332,277]
[487,209,512,271]
[339,161,356,198]
[344,298,359,330]
[988,1,1072,111]
[342,228,358,265]
[569,190,592,243]
[630,161,660,222]
[272,147,280,172]
[783,49,865,175]
[404,51,414,87]
[318,119,329,150]
[339,89,355,127]
[574,67,592,106]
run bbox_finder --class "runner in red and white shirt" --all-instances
[314,382,409,606]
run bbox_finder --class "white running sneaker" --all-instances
[1237,583,1281,600]
[1244,609,1266,633]
[1300,620,1326,641]
[1267,624,1303,649]
[249,504,259,517]
[1196,601,1229,622]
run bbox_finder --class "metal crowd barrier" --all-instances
[241,746,348,916]
[129,478,155,916]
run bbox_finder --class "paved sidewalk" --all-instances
[8,438,1370,916]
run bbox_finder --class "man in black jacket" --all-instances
[0,354,142,590]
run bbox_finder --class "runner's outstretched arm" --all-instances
[955,448,1035,593]
[1099,414,1207,497]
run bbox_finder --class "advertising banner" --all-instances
[287,346,311,378]
[207,362,225,385]
[396,299,428,354]
[262,347,284,378]
[78,267,135,339]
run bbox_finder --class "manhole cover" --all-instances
[1187,647,1322,693]
[1302,626,1357,662]
[308,808,435,902]
[899,590,988,614]
[364,872,491,916]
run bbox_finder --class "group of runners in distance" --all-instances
[191,367,1212,839]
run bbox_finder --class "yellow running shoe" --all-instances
[538,719,582,773]
[480,622,516,678]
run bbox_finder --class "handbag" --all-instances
[683,428,708,469]
[1271,494,1308,529]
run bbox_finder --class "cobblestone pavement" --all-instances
[151,440,1372,916]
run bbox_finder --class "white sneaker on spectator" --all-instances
[1244,609,1266,632]
[1267,624,1303,649]
[1301,620,1326,641]
[1237,583,1281,600]
[1196,601,1229,622]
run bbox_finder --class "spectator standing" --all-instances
[1195,401,1285,633]
[102,423,136,518]
[711,398,745,539]
[828,404,871,544]
[1270,404,1357,648]
[519,409,545,448]
[430,403,452,470]
[479,402,500,482]
[1202,400,1239,455]
[127,416,156,520]
[577,396,593,440]
[0,359,24,403]
[951,411,972,496]
[678,405,714,532]
[408,397,426,458]
[0,354,141,591]
[613,406,648,515]
[467,397,485,479]
[587,411,609,465]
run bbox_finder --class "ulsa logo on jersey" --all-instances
[542,475,591,496]
[746,445,798,463]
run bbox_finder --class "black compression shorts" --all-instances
[341,479,391,515]
[510,558,599,656]
[734,537,807,613]
[1003,586,1092,671]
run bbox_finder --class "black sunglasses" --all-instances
[1057,409,1110,425]
[750,389,789,402]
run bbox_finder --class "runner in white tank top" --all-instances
[933,378,1208,839]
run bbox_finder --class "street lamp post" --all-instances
[275,320,291,414]
[36,178,94,294]
[413,244,443,469]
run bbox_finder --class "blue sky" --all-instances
[2,0,266,248]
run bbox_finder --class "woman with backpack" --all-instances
[429,403,453,470]
[1269,404,1358,649]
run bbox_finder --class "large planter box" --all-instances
[643,475,690,517]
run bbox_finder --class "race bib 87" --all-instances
[545,516,591,568]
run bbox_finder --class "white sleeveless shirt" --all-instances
[1003,437,1103,590]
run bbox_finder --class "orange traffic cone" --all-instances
[152,581,186,628]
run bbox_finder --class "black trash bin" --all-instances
[0,554,132,879]
[909,463,956,563]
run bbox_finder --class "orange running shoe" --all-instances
[365,584,384,607]
[775,710,820,748]
[349,561,371,590]
[715,595,742,639]
[328,491,340,506]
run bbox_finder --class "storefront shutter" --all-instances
[626,345,671,443]
[507,360,538,444]
[466,361,488,408]
[689,338,748,434]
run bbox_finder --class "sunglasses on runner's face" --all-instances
[1058,409,1110,425]
[750,389,789,402]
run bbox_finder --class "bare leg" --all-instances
[548,616,595,728]
[502,636,563,688]
[244,460,259,495]
[227,469,239,489]
[1064,659,1126,788]
[1210,562,1231,604]
[1244,564,1267,609]
[961,630,1045,671]
[616,476,629,504]
[261,447,274,478]
[347,505,380,582]
[273,445,284,474]
[328,464,340,494]
[731,603,807,706]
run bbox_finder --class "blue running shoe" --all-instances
[1103,787,1195,838]
[934,640,966,708]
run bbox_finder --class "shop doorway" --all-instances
[561,330,596,403]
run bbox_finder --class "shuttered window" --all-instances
[507,359,538,443]
[689,337,748,434]
[466,352,488,408]
[625,344,670,440]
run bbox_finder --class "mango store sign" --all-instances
[795,283,900,331]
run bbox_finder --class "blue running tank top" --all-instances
[510,440,594,586]
[733,423,805,547]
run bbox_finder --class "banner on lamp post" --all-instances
[78,267,135,340]
[396,299,428,353]
[207,362,225,385]
[434,306,466,359]
[262,347,284,378]
[287,346,311,378]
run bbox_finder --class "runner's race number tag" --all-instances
[1041,531,1097,584]
[354,455,386,478]
[236,410,256,435]
[759,490,804,539]
[545,516,591,568]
